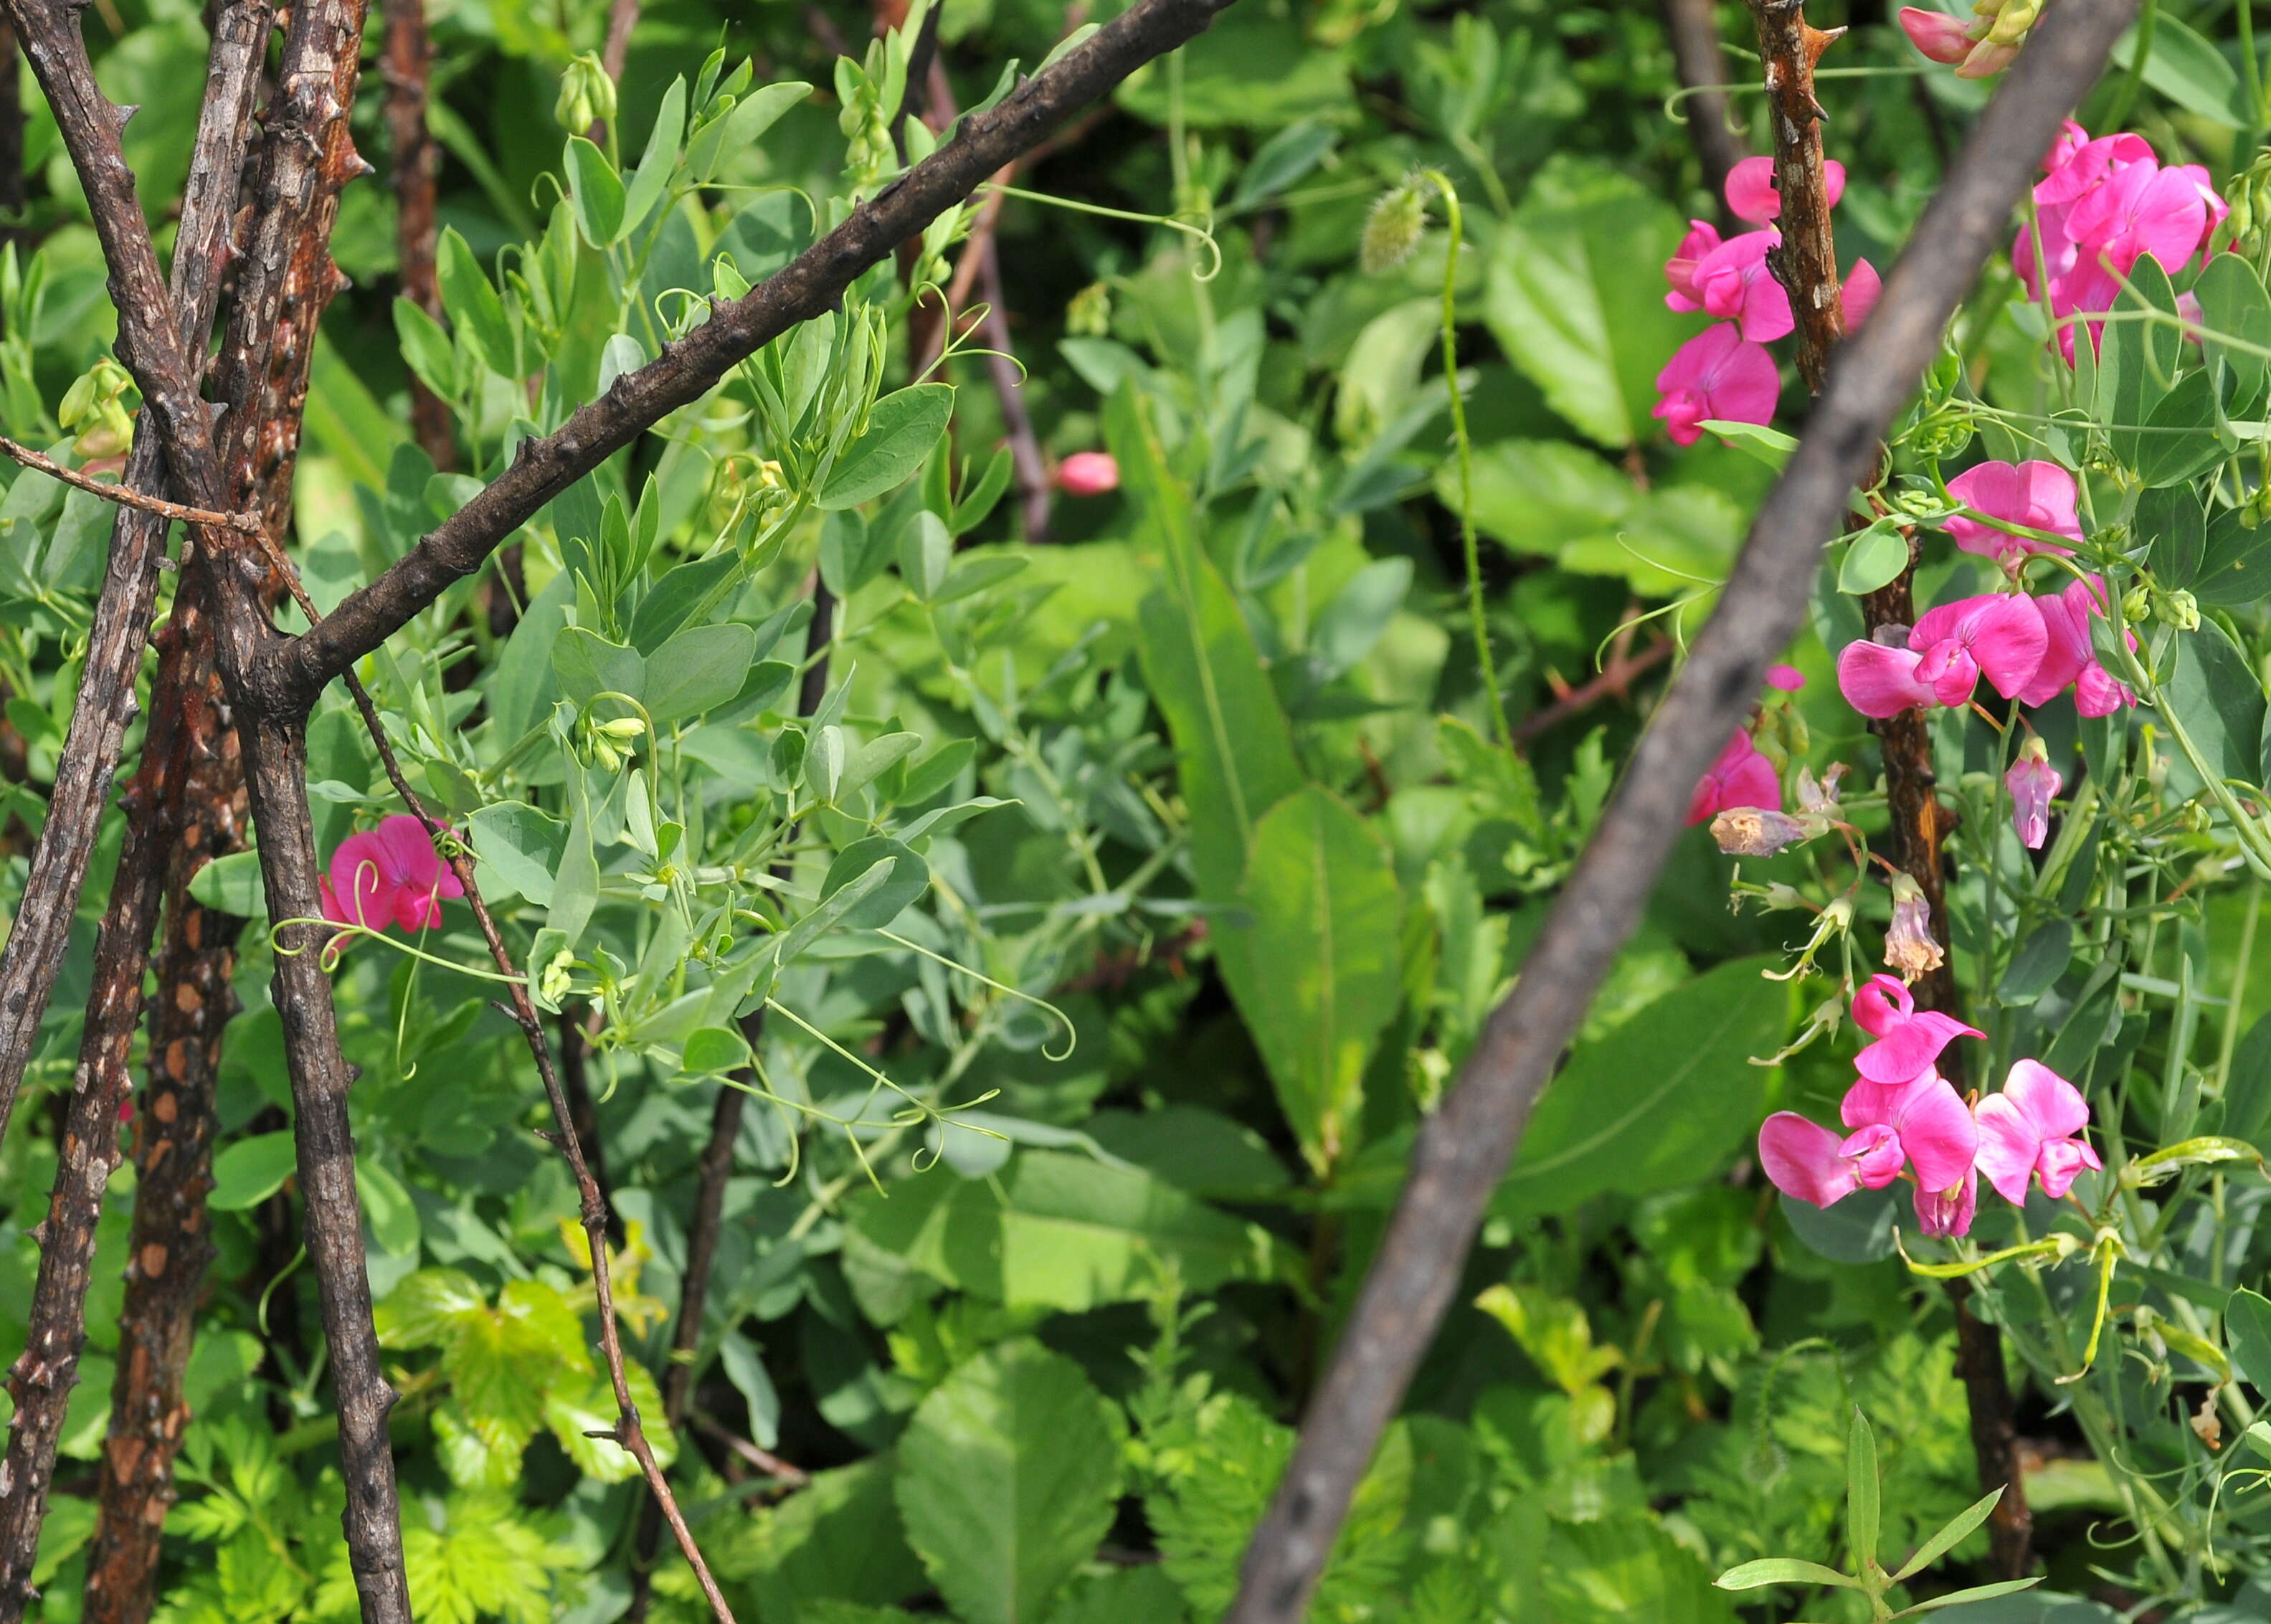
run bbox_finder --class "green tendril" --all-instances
[874,926,1078,1060]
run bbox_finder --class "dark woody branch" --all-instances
[273,0,1244,708]
[1222,0,2138,1614]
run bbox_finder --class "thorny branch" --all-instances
[0,2,272,1609]
[1223,0,2138,1614]
[1745,0,2031,1575]
[0,435,262,534]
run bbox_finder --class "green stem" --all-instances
[1421,171,1511,754]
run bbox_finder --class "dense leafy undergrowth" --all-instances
[21,0,2271,1618]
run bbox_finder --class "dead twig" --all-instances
[0,435,261,535]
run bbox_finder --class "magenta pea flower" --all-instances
[1653,323,1781,446]
[1054,452,1119,497]
[1758,1113,1904,1208]
[1726,155,1846,226]
[1841,1071,1981,1195]
[1841,258,1883,331]
[1915,1167,1978,1238]
[2015,574,2135,715]
[1907,592,2049,705]
[1689,231,1793,343]
[1664,220,1724,310]
[1944,460,2082,566]
[1899,6,1973,63]
[1766,663,1806,692]
[321,814,465,938]
[2006,736,2062,850]
[1975,1059,2101,1203]
[1687,728,1781,825]
[1852,972,1985,1084]
[1836,638,1943,718]
[2060,161,2209,313]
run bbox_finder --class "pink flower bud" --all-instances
[2005,736,2062,850]
[1899,6,1973,63]
[1054,452,1119,497]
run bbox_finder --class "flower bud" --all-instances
[2163,589,2201,632]
[1899,6,1973,63]
[1360,180,1429,275]
[556,52,617,132]
[596,717,647,740]
[2122,584,2152,622]
[1066,282,1112,338]
[1710,807,1808,857]
[1055,452,1120,497]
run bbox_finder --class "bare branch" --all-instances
[0,435,261,533]
[272,0,1246,707]
[0,0,267,1250]
[1661,0,1743,227]
[1222,1,2138,1614]
[381,0,453,470]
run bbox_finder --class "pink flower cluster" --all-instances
[321,815,464,939]
[2014,122,2227,361]
[1760,975,2100,1236]
[1829,460,2131,852]
[1899,3,2029,80]
[1654,158,1882,446]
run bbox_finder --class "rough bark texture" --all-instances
[1223,0,2135,1613]
[0,0,262,1154]
[83,591,246,1624]
[1749,0,1846,393]
[0,22,22,239]
[381,0,452,470]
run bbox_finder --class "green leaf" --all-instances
[1895,1488,2006,1581]
[619,77,687,241]
[356,1158,420,1257]
[680,1025,752,1075]
[1846,1407,1880,1574]
[2100,253,2184,470]
[2110,14,2246,125]
[551,627,645,708]
[687,80,812,184]
[897,509,952,599]
[893,1341,1123,1624]
[377,1268,488,1347]
[469,802,567,907]
[2226,1286,2271,1391]
[1494,956,1786,1218]
[186,849,267,918]
[1235,787,1405,1172]
[2225,1012,2271,1141]
[437,227,516,377]
[1714,1558,1861,1590]
[2134,370,2224,488]
[2135,484,2205,589]
[820,837,929,929]
[818,384,955,511]
[2162,620,2265,788]
[394,297,458,399]
[1892,1577,2044,1616]
[643,623,758,725]
[2194,504,2271,606]
[564,136,627,247]
[1839,523,1910,596]
[1484,157,1689,447]
[1231,118,1336,208]
[209,1132,298,1212]
[2194,250,2271,407]
[1695,419,1798,467]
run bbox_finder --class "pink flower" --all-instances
[1758,1113,1900,1207]
[321,815,465,938]
[1915,1167,1978,1238]
[1899,6,1973,63]
[1687,729,1781,825]
[2060,160,2209,314]
[1852,972,1984,1084]
[1837,638,1943,718]
[1841,258,1882,331]
[2016,574,2135,715]
[2006,737,2062,850]
[1976,1059,2101,1204]
[1691,230,1793,342]
[1907,592,2049,705]
[1944,460,2082,565]
[1726,155,1846,226]
[2173,163,2232,257]
[1653,323,1781,446]
[1841,1070,1981,1195]
[1766,664,1806,691]
[1055,452,1119,497]
[1665,220,1724,311]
